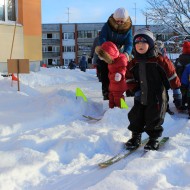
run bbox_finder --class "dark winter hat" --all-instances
[134,28,155,49]
[182,41,190,54]
[95,41,119,64]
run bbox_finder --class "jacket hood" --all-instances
[95,41,119,64]
[107,14,132,34]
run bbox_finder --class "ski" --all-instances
[141,137,169,157]
[159,136,169,147]
[98,137,149,168]
[82,115,101,121]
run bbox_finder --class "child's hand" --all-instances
[115,73,122,81]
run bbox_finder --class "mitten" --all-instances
[173,88,182,109]
[134,90,141,102]
[115,73,122,81]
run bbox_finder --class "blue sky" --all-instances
[41,0,148,25]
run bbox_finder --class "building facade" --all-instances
[42,23,104,67]
[42,23,175,67]
[0,0,42,73]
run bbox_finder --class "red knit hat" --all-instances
[101,41,119,59]
[182,41,190,54]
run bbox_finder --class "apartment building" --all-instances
[0,0,42,73]
[42,23,175,67]
[42,23,104,67]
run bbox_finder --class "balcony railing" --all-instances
[43,52,60,58]
[42,39,60,45]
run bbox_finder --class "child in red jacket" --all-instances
[95,41,128,108]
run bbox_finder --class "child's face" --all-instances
[135,42,149,54]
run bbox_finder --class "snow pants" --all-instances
[128,91,167,138]
[99,60,109,97]
[109,91,125,108]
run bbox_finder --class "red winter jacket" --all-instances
[108,54,128,92]
[95,41,128,93]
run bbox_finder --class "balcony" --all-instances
[42,39,60,45]
[43,52,60,58]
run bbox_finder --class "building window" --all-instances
[63,46,75,52]
[78,30,96,39]
[43,46,60,52]
[78,44,91,51]
[43,33,60,39]
[48,46,52,52]
[63,33,74,39]
[47,33,53,39]
[0,0,16,22]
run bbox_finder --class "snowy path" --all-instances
[0,68,189,190]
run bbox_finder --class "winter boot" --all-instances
[125,132,142,150]
[144,138,159,151]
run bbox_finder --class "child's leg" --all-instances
[144,94,167,150]
[112,91,125,108]
[125,101,145,149]
[109,92,114,108]
[128,101,145,133]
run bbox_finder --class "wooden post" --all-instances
[17,60,20,91]
[10,19,17,86]
[7,59,30,92]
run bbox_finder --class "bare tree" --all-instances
[144,0,190,35]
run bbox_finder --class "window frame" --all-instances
[63,32,74,40]
[63,46,75,52]
[0,0,17,23]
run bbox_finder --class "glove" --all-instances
[173,88,182,109]
[134,90,141,102]
[115,73,122,81]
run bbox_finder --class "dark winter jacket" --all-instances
[79,56,88,69]
[99,15,133,56]
[91,36,99,58]
[91,36,100,65]
[181,64,190,90]
[174,54,190,80]
[68,61,76,69]
[126,52,181,105]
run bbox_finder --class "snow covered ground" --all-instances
[0,67,189,190]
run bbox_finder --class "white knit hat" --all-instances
[113,8,129,20]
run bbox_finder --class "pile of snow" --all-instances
[0,67,189,190]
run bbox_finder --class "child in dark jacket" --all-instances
[79,55,88,72]
[95,41,128,108]
[125,28,182,151]
[174,41,190,111]
[181,64,190,119]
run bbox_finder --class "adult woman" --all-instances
[99,7,133,100]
